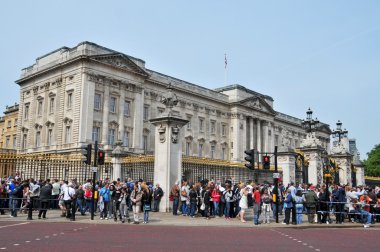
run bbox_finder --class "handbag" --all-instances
[144,203,151,211]
[200,203,205,211]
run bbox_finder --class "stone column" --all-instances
[277,151,296,186]
[262,121,269,153]
[132,87,144,150]
[355,164,365,186]
[118,91,125,141]
[150,117,188,212]
[256,119,262,154]
[111,143,124,181]
[330,154,353,186]
[249,117,254,149]
[270,123,275,153]
[297,146,324,186]
[101,84,110,146]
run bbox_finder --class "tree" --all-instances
[363,144,380,177]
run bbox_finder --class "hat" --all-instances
[310,185,315,190]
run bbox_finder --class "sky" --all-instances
[0,0,379,159]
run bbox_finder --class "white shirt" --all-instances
[63,187,75,201]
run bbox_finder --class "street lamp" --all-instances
[301,108,320,133]
[331,120,348,142]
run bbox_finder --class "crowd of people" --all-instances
[170,179,380,228]
[1,173,379,228]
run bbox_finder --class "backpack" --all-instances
[31,184,40,197]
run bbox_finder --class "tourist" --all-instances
[153,183,163,212]
[261,188,272,224]
[282,189,293,225]
[99,183,110,220]
[294,189,304,224]
[119,186,130,223]
[304,185,318,224]
[142,183,152,224]
[252,187,261,225]
[189,184,198,218]
[38,182,52,219]
[211,185,221,217]
[170,182,180,215]
[238,186,248,223]
[180,180,190,216]
[130,182,143,224]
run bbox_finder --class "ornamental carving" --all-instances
[171,126,180,144]
[300,132,322,148]
[317,163,323,185]
[158,126,166,143]
[330,142,349,155]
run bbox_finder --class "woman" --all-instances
[130,183,143,224]
[211,186,221,217]
[238,186,248,223]
[261,189,272,224]
[141,184,152,224]
[170,182,180,215]
[294,189,304,224]
[119,187,130,223]
[283,189,293,225]
[189,184,198,218]
[203,186,211,220]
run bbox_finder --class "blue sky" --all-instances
[0,0,379,158]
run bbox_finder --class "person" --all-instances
[332,184,346,224]
[189,184,198,218]
[170,182,180,215]
[0,181,7,215]
[99,183,110,220]
[112,183,122,222]
[10,180,24,218]
[359,191,373,228]
[288,182,297,225]
[294,189,304,224]
[51,179,60,209]
[28,178,40,220]
[84,185,93,214]
[180,181,189,216]
[142,183,152,224]
[130,183,143,224]
[203,186,211,220]
[304,185,318,224]
[239,186,248,223]
[224,184,233,220]
[76,185,85,216]
[63,183,76,221]
[261,189,272,224]
[283,189,293,225]
[38,182,52,219]
[211,186,221,217]
[252,187,261,225]
[119,187,130,223]
[153,184,163,212]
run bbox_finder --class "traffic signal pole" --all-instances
[91,141,98,221]
[274,146,279,223]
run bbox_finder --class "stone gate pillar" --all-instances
[330,142,353,186]
[277,151,296,186]
[149,85,188,212]
[298,132,324,186]
[355,164,365,186]
[111,142,124,181]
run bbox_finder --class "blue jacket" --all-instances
[283,193,293,208]
[99,187,110,202]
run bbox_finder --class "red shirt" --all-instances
[253,191,261,203]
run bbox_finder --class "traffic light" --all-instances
[263,155,270,169]
[244,149,255,170]
[81,144,92,165]
[98,149,105,165]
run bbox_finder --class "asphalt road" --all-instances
[0,221,379,252]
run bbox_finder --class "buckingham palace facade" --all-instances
[15,41,331,163]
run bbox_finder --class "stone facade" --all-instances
[15,41,332,165]
[0,103,19,150]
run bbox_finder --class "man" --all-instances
[38,182,52,219]
[170,182,180,215]
[153,184,163,212]
[51,179,60,209]
[303,185,319,223]
[332,184,346,224]
[63,183,76,221]
[252,187,261,225]
[180,181,189,216]
[130,182,143,224]
[288,182,297,225]
[359,191,373,228]
[11,179,24,218]
[28,178,40,220]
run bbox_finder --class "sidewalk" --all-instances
[0,209,376,229]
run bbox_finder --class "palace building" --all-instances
[15,41,332,163]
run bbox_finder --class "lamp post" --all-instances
[301,108,320,133]
[331,120,348,142]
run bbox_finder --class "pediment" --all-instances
[90,53,149,77]
[239,96,276,115]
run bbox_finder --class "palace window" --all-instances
[108,129,116,145]
[210,121,216,134]
[13,135,17,149]
[5,136,10,148]
[14,119,17,127]
[47,129,53,146]
[7,120,11,128]
[199,118,204,132]
[92,126,100,142]
[185,142,191,156]
[24,104,30,120]
[37,100,43,116]
[186,116,192,129]
[67,92,73,109]
[49,97,55,114]
[94,94,102,111]
[22,134,27,149]
[35,131,41,148]
[124,100,130,116]
[123,131,130,147]
[109,97,117,113]
[143,135,148,151]
[198,143,203,157]
[65,126,71,144]
[210,145,215,159]
[221,147,226,160]
[221,124,226,136]
[143,106,149,121]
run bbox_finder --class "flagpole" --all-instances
[224,53,227,86]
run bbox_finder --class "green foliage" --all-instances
[364,144,380,177]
